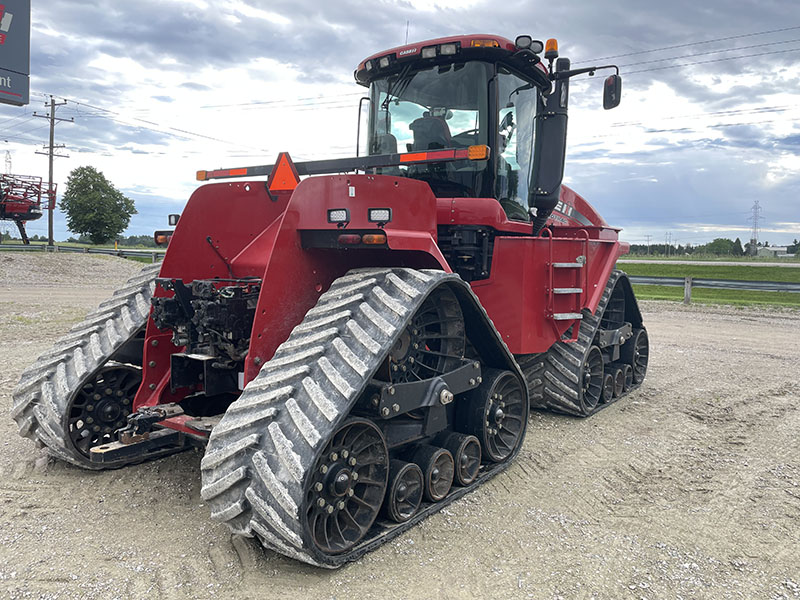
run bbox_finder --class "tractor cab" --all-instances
[356,35,551,221]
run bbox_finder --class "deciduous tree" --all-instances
[60,166,136,245]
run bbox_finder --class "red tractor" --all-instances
[12,34,649,567]
[0,173,54,243]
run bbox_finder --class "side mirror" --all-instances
[168,214,180,226]
[603,74,622,110]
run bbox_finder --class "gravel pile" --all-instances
[0,252,143,288]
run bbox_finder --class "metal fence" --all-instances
[0,243,163,262]
[629,275,800,304]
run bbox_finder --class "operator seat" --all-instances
[409,112,452,150]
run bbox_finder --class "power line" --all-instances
[577,24,800,63]
[201,92,363,109]
[617,36,800,69]
[625,46,800,75]
[49,95,271,153]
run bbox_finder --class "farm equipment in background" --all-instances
[0,173,54,243]
[12,34,649,567]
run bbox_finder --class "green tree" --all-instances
[60,166,136,244]
[733,237,744,256]
[701,238,735,255]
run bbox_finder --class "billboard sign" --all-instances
[0,0,30,106]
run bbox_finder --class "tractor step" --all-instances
[552,262,584,268]
[552,312,583,320]
[553,287,583,294]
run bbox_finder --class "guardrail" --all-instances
[629,275,800,304]
[0,243,164,262]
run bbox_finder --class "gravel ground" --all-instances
[0,254,798,600]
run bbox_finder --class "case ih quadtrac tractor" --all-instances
[12,35,649,567]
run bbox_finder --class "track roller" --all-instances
[383,460,424,523]
[608,367,624,398]
[621,364,633,392]
[601,373,614,404]
[411,445,454,502]
[437,432,481,487]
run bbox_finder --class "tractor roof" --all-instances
[354,34,549,87]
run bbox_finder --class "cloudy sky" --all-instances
[1,0,799,248]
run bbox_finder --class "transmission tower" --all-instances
[748,200,763,255]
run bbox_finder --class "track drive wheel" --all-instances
[383,460,424,523]
[461,368,526,462]
[304,418,388,555]
[621,328,649,384]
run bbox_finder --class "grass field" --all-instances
[620,262,800,307]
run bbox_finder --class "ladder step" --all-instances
[553,287,583,294]
[552,312,583,321]
[552,262,584,268]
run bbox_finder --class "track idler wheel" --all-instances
[621,328,649,384]
[383,460,424,523]
[437,432,481,487]
[461,368,526,463]
[305,418,388,555]
[411,445,454,502]
[68,364,141,459]
[581,347,604,412]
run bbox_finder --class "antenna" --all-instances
[405,20,409,44]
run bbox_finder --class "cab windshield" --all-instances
[367,61,491,198]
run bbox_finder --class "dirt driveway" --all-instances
[1,254,798,599]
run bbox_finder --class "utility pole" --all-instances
[645,234,651,255]
[33,96,73,246]
[4,150,11,174]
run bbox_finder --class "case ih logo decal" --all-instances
[0,5,13,45]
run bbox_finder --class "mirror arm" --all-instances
[551,64,619,81]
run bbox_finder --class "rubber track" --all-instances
[10,263,160,468]
[518,270,643,417]
[200,267,515,568]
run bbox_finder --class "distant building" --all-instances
[756,246,796,258]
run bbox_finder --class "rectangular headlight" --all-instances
[440,43,457,55]
[365,60,374,71]
[368,208,392,223]
[328,208,350,223]
[421,46,437,59]
[379,56,390,68]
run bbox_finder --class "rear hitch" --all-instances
[89,403,207,465]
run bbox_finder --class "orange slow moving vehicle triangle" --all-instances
[268,152,301,193]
